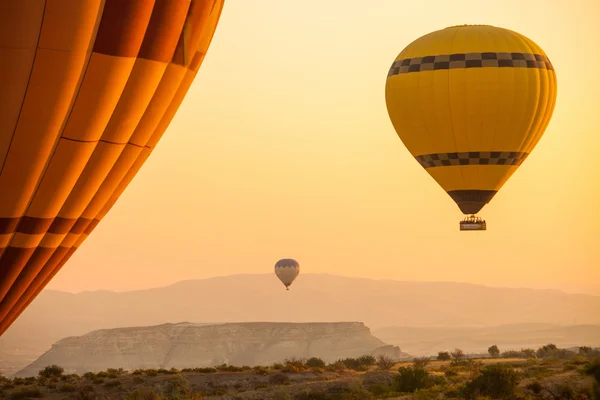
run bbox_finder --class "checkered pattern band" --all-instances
[415,151,529,168]
[388,52,554,77]
[275,259,299,268]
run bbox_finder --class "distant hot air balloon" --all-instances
[274,259,300,290]
[0,0,225,336]
[384,25,557,231]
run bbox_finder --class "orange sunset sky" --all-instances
[47,0,600,295]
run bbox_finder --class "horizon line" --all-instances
[45,272,600,297]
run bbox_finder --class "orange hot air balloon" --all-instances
[0,0,225,336]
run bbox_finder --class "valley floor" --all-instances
[0,357,597,399]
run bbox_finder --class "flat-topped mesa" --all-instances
[15,322,390,377]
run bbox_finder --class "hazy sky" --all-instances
[47,0,600,295]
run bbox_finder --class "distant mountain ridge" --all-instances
[1,274,598,375]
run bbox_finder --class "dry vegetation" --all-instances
[0,345,598,400]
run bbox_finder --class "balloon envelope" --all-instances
[0,0,225,336]
[385,25,557,216]
[274,259,300,290]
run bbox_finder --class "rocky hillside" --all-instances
[16,322,405,377]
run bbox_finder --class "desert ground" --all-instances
[1,346,598,400]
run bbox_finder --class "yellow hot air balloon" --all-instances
[385,25,557,230]
[0,0,225,336]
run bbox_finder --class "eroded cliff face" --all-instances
[16,322,389,377]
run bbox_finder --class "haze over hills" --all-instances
[372,324,600,356]
[1,274,599,375]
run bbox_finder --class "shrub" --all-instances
[76,385,96,400]
[24,377,37,385]
[347,381,375,399]
[526,381,543,394]
[412,385,444,400]
[569,355,588,366]
[59,383,76,392]
[583,358,600,382]
[463,364,520,399]
[39,365,64,379]
[107,368,125,376]
[106,368,125,378]
[306,357,326,368]
[282,365,300,373]
[216,364,244,372]
[376,355,395,371]
[464,359,485,380]
[488,345,500,358]
[556,383,576,399]
[535,343,574,360]
[367,383,393,396]
[583,358,600,399]
[357,355,376,367]
[338,356,375,371]
[521,348,537,359]
[326,361,346,372]
[537,343,557,355]
[8,387,43,400]
[339,358,365,371]
[451,348,465,360]
[284,358,306,369]
[162,375,191,399]
[522,364,555,379]
[575,386,594,399]
[104,380,122,388]
[413,357,431,369]
[270,373,290,385]
[502,350,524,358]
[563,363,578,372]
[125,387,161,400]
[437,351,451,361]
[194,367,217,373]
[271,363,285,370]
[253,366,269,375]
[394,366,438,393]
[92,377,105,385]
[444,383,466,398]
[450,349,467,366]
